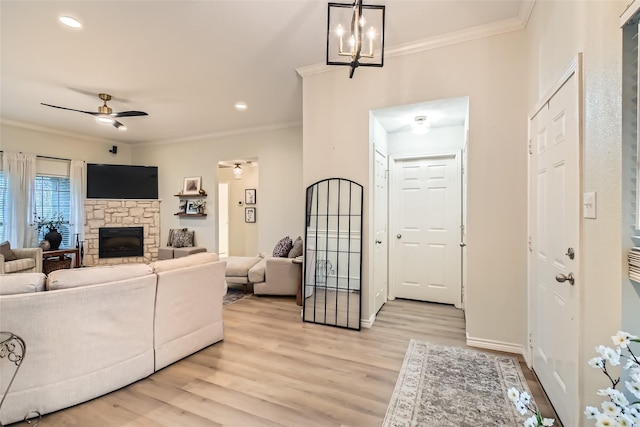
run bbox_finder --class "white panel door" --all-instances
[391,155,460,305]
[373,149,388,314]
[530,71,580,426]
[218,182,229,257]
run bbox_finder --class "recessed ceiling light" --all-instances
[234,102,248,111]
[59,16,82,29]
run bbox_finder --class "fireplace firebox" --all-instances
[99,227,144,258]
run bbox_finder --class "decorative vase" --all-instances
[45,228,62,250]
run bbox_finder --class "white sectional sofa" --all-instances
[0,252,226,425]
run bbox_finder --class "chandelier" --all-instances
[326,0,385,78]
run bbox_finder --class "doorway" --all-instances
[370,96,468,313]
[216,159,259,256]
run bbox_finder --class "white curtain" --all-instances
[69,160,86,245]
[2,152,37,247]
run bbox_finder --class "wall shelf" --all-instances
[174,193,207,198]
[174,213,207,217]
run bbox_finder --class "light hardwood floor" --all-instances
[29,296,561,427]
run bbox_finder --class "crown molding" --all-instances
[137,121,303,148]
[0,118,120,144]
[296,6,534,78]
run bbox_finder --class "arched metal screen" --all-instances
[303,178,362,330]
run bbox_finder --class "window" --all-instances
[33,175,72,247]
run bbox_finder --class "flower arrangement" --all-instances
[31,212,65,232]
[507,388,554,426]
[585,331,640,426]
[508,331,640,427]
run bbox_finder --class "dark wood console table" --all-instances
[43,248,80,268]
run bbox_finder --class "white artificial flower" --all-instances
[624,359,636,370]
[596,345,622,366]
[520,391,531,405]
[610,389,630,407]
[601,401,622,417]
[612,331,638,349]
[630,367,640,382]
[507,387,519,402]
[617,413,634,427]
[595,413,618,427]
[586,406,601,419]
[625,380,640,399]
[590,357,606,369]
[524,415,538,427]
[542,418,555,426]
[515,401,527,416]
[598,388,616,397]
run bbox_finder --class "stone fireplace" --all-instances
[84,199,160,266]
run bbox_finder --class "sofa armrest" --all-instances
[12,248,43,273]
[253,257,300,296]
[0,253,5,274]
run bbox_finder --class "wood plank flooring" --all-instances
[29,296,561,426]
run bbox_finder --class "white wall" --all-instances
[524,0,626,420]
[387,125,465,156]
[131,126,303,254]
[1,122,132,164]
[218,165,259,256]
[302,29,528,339]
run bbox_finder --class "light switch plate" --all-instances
[583,192,596,219]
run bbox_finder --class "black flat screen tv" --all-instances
[87,163,158,199]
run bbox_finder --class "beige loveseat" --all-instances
[0,252,226,425]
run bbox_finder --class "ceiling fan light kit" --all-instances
[41,92,148,131]
[326,0,385,78]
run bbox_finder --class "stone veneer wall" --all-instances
[83,199,160,266]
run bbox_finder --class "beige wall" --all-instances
[131,126,303,254]
[1,122,132,164]
[525,0,626,419]
[302,30,528,339]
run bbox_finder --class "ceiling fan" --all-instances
[41,93,148,131]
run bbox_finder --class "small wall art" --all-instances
[182,176,201,195]
[245,207,256,223]
[245,188,256,205]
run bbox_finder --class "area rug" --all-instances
[383,339,533,427]
[223,288,252,306]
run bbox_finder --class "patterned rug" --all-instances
[383,339,533,427]
[223,287,252,306]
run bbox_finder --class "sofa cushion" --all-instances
[0,272,46,295]
[272,236,292,257]
[248,257,267,283]
[225,256,261,277]
[288,236,303,258]
[47,264,153,290]
[172,229,194,248]
[150,252,219,273]
[4,258,36,273]
[0,241,17,261]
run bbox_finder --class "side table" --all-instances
[43,248,80,274]
[292,256,303,306]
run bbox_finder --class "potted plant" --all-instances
[32,212,65,250]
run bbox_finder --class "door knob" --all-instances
[375,240,382,244]
[555,272,575,286]
[460,242,467,247]
[396,234,402,239]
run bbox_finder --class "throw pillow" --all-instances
[272,236,293,257]
[288,236,303,258]
[167,228,188,246]
[0,241,17,261]
[172,230,194,248]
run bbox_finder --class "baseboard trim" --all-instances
[361,313,376,328]
[466,335,524,356]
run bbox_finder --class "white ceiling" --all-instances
[0,1,525,145]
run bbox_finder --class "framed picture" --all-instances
[178,199,187,213]
[245,207,256,223]
[186,201,199,214]
[245,188,256,205]
[183,176,201,195]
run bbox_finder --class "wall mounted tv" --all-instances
[87,163,158,199]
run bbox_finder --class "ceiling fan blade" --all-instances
[111,111,148,118]
[41,103,98,116]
